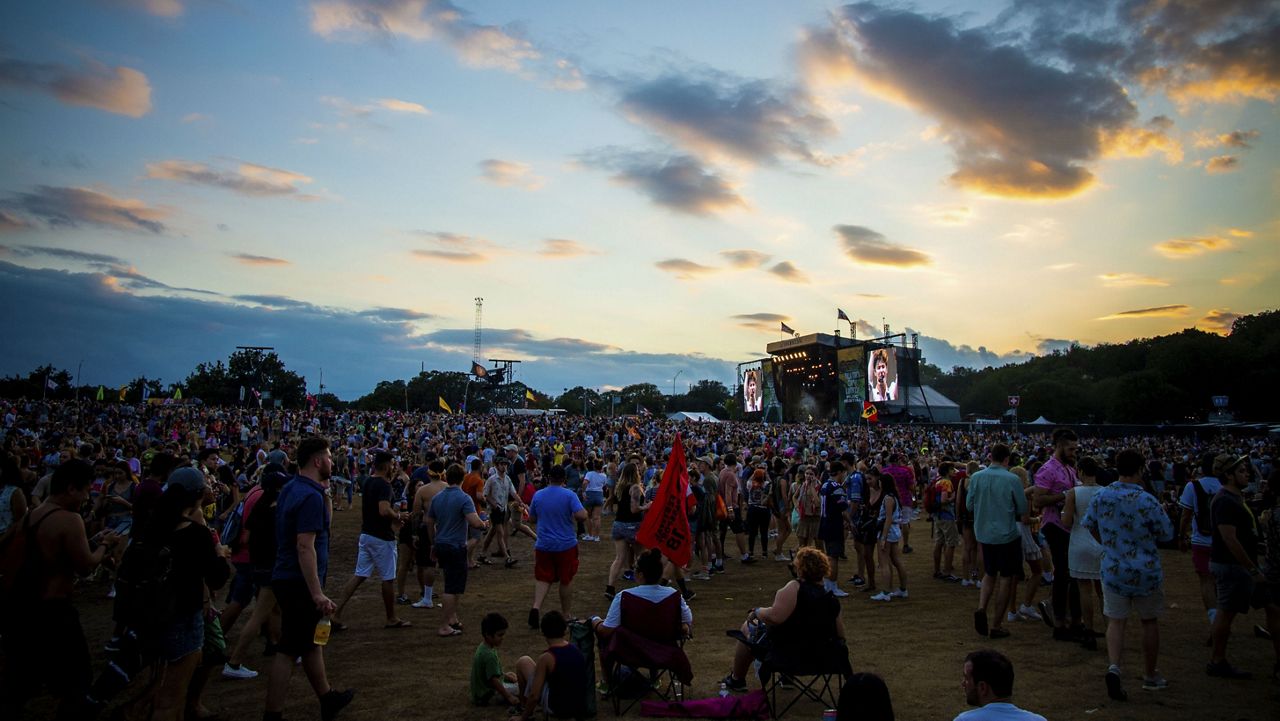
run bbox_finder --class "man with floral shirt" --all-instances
[1081,449,1174,702]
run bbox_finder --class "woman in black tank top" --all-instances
[605,463,649,598]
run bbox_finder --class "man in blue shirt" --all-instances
[527,464,588,630]
[1081,449,1174,702]
[966,444,1026,639]
[427,463,489,638]
[265,438,354,721]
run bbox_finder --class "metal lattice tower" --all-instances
[473,297,483,362]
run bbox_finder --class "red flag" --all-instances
[636,432,693,567]
[862,401,879,423]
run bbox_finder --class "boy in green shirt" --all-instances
[470,613,523,707]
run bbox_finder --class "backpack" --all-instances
[1189,480,1213,535]
[0,508,64,604]
[114,534,177,653]
[221,498,247,553]
[923,481,940,515]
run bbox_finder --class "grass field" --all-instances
[27,497,1280,720]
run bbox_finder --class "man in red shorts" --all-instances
[527,465,588,629]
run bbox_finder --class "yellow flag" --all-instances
[525,389,536,402]
[438,396,452,414]
[118,385,127,401]
[96,385,104,401]
[173,387,183,400]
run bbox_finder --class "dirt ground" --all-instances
[24,499,1280,720]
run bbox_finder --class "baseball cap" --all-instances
[165,466,207,493]
[503,444,518,452]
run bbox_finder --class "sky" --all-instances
[1,0,1277,400]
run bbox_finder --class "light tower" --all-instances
[473,297,483,362]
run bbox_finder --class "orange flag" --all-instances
[636,432,693,567]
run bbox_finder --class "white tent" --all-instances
[1028,415,1055,425]
[666,411,721,422]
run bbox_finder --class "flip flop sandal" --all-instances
[437,627,463,637]
[450,622,463,631]
[384,620,412,629]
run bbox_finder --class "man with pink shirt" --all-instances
[1033,429,1081,640]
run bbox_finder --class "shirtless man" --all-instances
[410,460,448,608]
[1,459,123,720]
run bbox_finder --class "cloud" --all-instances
[230,253,290,266]
[181,112,209,123]
[800,4,1141,198]
[356,307,433,321]
[1097,304,1191,320]
[719,249,771,269]
[0,55,152,117]
[1205,155,1240,174]
[1198,308,1242,334]
[617,71,835,166]
[916,204,973,226]
[904,326,1036,370]
[1153,235,1231,258]
[537,239,598,258]
[580,149,748,216]
[0,210,33,233]
[1195,129,1260,149]
[115,0,184,16]
[310,0,540,73]
[146,159,318,199]
[732,313,791,332]
[1100,115,1183,164]
[1,185,166,234]
[411,231,496,263]
[1002,218,1061,243]
[855,293,885,299]
[5,245,125,265]
[478,159,544,190]
[233,294,313,310]
[1227,228,1253,238]
[654,258,717,280]
[767,261,808,283]
[1032,337,1079,355]
[1098,272,1169,287]
[376,98,429,114]
[1045,262,1078,271]
[104,265,218,296]
[835,224,931,268]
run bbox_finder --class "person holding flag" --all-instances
[637,434,698,602]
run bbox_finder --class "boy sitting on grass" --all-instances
[518,611,587,721]
[470,613,526,708]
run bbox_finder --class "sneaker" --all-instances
[411,598,434,609]
[870,591,892,602]
[1036,601,1054,627]
[395,595,411,605]
[1017,604,1042,621]
[849,575,866,587]
[720,673,747,692]
[528,608,540,630]
[622,570,635,581]
[682,589,697,602]
[713,562,726,574]
[222,663,259,680]
[320,688,355,721]
[959,578,974,588]
[691,571,712,581]
[774,554,789,562]
[942,574,961,583]
[1141,674,1168,691]
[1105,667,1127,701]
[1205,660,1252,679]
[741,555,756,565]
[1006,612,1019,623]
[890,588,908,599]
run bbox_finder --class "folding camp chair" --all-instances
[601,591,692,715]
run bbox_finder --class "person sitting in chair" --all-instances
[721,546,850,691]
[590,548,693,689]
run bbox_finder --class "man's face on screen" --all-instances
[875,357,888,382]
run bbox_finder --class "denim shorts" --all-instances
[161,609,204,662]
[584,490,605,508]
[612,521,639,541]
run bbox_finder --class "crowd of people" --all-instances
[0,399,1276,720]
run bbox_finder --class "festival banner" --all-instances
[636,432,693,567]
[862,401,879,423]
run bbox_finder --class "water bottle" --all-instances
[672,679,683,701]
[313,617,331,646]
[822,710,838,721]
[718,682,729,698]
